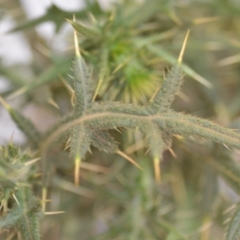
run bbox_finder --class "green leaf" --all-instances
[70,124,91,159]
[73,53,93,115]
[150,64,183,112]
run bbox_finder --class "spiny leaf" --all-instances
[150,30,189,112]
[66,19,100,39]
[0,96,41,146]
[90,130,118,153]
[140,122,163,182]
[226,203,240,240]
[73,26,94,115]
[70,124,91,159]
[0,187,41,240]
[16,188,41,240]
[150,64,183,112]
[70,124,91,185]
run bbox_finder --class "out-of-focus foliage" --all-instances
[1,0,240,239]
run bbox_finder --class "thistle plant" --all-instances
[41,25,240,186]
[0,144,42,239]
[2,0,240,239]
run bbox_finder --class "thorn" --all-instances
[80,162,108,173]
[114,127,122,133]
[168,148,177,158]
[42,187,47,211]
[113,62,125,74]
[64,137,71,150]
[116,150,143,170]
[48,98,59,109]
[67,74,74,80]
[72,16,81,58]
[60,76,74,93]
[178,29,190,64]
[223,144,230,150]
[169,11,183,26]
[0,95,11,110]
[12,193,20,206]
[71,91,75,107]
[44,211,65,215]
[223,204,236,214]
[7,87,26,100]
[74,156,81,185]
[154,157,161,183]
[24,157,41,166]
[144,148,150,155]
[223,217,231,225]
[35,43,51,58]
[149,86,160,102]
[124,139,145,154]
[88,12,97,24]
[193,16,219,25]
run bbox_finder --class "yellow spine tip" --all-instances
[72,16,80,58]
[116,150,143,170]
[178,29,190,64]
[154,157,161,184]
[42,187,47,212]
[0,95,11,110]
[74,156,81,185]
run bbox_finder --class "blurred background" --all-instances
[1,0,240,239]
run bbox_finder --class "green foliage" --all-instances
[0,145,42,239]
[2,0,240,239]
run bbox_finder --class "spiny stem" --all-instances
[74,156,81,185]
[116,150,143,170]
[178,29,190,64]
[154,156,161,183]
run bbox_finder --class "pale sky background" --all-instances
[0,0,115,144]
